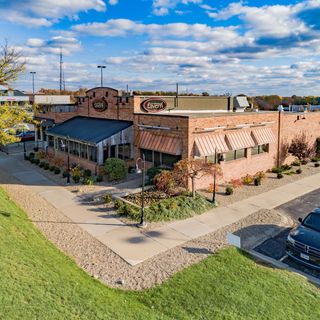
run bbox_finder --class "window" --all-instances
[140,149,153,162]
[118,143,131,160]
[89,146,97,162]
[154,151,161,167]
[252,144,269,156]
[80,144,88,159]
[93,92,96,98]
[48,136,54,147]
[225,149,247,161]
[110,145,116,158]
[126,97,129,103]
[162,153,181,168]
[105,92,108,97]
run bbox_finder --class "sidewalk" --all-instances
[1,152,320,266]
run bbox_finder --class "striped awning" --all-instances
[251,127,276,145]
[194,134,229,156]
[226,130,255,150]
[138,131,182,155]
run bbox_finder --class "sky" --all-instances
[1,0,320,96]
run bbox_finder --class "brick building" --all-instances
[34,87,320,189]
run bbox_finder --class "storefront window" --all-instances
[140,149,153,162]
[162,153,181,167]
[110,145,116,158]
[80,144,88,159]
[154,151,161,167]
[48,136,54,147]
[225,149,247,161]
[118,143,131,160]
[89,146,97,162]
[252,144,269,156]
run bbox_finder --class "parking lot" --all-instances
[1,141,35,156]
[253,188,320,278]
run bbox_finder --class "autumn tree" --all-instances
[0,40,30,146]
[289,132,314,161]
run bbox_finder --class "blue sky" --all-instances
[1,0,320,96]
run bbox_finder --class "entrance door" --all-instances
[103,145,109,162]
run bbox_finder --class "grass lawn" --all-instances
[1,187,320,320]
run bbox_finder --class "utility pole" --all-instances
[30,72,36,94]
[59,48,65,93]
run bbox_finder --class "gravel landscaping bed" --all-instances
[0,167,290,290]
[200,162,320,207]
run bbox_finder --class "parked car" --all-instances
[16,131,35,142]
[286,208,320,270]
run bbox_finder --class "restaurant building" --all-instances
[34,87,320,189]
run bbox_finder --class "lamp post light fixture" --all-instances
[212,149,223,205]
[135,153,146,228]
[97,65,106,87]
[61,138,71,183]
[23,128,27,160]
[30,71,36,94]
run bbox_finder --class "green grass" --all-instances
[115,194,215,222]
[1,187,320,319]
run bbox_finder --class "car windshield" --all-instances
[303,212,320,232]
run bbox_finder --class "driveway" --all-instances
[253,188,320,278]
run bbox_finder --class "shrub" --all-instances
[254,171,266,180]
[54,167,61,175]
[301,159,308,165]
[277,173,284,179]
[291,160,301,166]
[105,158,127,181]
[104,194,112,204]
[96,175,103,182]
[254,176,261,186]
[43,163,50,170]
[242,174,254,185]
[30,158,35,164]
[315,163,320,168]
[62,170,69,178]
[25,155,30,161]
[311,157,320,162]
[229,178,243,188]
[281,164,292,171]
[147,166,163,184]
[272,167,282,174]
[83,169,92,177]
[83,176,94,185]
[36,150,46,160]
[49,166,55,172]
[34,158,40,165]
[225,186,234,195]
[71,165,82,183]
[154,170,176,193]
[296,168,302,174]
[28,152,35,159]
[39,161,45,168]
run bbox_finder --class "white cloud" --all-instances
[0,0,106,27]
[152,0,203,16]
[109,0,119,5]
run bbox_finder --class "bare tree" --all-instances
[0,40,25,84]
[289,132,314,161]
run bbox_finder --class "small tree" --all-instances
[154,170,175,194]
[279,140,290,166]
[173,159,222,198]
[289,132,314,161]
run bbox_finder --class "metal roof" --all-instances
[47,116,133,144]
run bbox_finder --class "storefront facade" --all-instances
[34,87,320,189]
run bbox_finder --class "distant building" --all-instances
[0,85,29,105]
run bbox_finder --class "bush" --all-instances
[28,152,35,159]
[34,158,40,165]
[83,169,92,177]
[96,175,103,182]
[242,174,254,185]
[43,163,50,170]
[315,163,320,168]
[311,157,320,162]
[296,168,302,174]
[115,194,214,222]
[39,161,45,168]
[277,173,284,179]
[147,166,163,184]
[83,176,94,185]
[301,159,308,165]
[30,158,35,164]
[105,158,127,181]
[104,194,113,204]
[62,170,69,178]
[225,186,234,195]
[49,166,55,172]
[291,160,301,166]
[71,165,82,183]
[154,170,176,193]
[254,171,266,180]
[54,168,61,175]
[254,176,261,186]
[72,175,81,183]
[272,167,282,174]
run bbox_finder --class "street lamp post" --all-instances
[66,137,70,184]
[135,153,146,228]
[30,71,36,94]
[212,148,217,205]
[97,65,106,87]
[23,128,27,160]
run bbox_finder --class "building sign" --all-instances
[141,98,167,113]
[93,99,108,112]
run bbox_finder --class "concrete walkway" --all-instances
[1,152,320,266]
